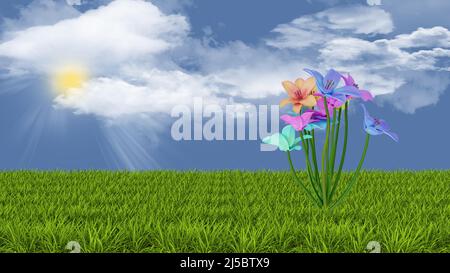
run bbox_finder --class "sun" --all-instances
[52,65,88,95]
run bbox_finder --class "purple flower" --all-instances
[303,110,328,131]
[342,74,374,102]
[315,96,343,118]
[362,104,398,142]
[305,68,361,102]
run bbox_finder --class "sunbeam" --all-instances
[98,118,162,170]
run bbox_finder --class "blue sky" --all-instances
[0,0,449,170]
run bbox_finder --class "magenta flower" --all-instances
[342,74,374,102]
[305,69,361,102]
[282,109,333,132]
[281,112,317,131]
[362,104,398,142]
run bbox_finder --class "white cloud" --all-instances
[377,71,450,114]
[264,4,450,113]
[1,0,299,120]
[266,5,393,49]
[0,0,189,72]
[318,30,450,113]
[1,0,449,119]
[172,40,312,99]
[388,26,450,49]
[320,38,413,70]
[320,33,450,72]
[54,69,229,118]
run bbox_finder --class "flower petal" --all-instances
[384,130,399,142]
[359,89,374,101]
[304,69,324,90]
[278,135,290,151]
[281,115,303,131]
[302,77,316,96]
[323,69,342,91]
[295,78,304,90]
[305,120,327,131]
[263,133,290,151]
[361,104,376,128]
[364,126,382,136]
[281,125,296,145]
[342,74,355,86]
[335,85,361,97]
[282,81,299,98]
[377,118,391,131]
[300,111,315,121]
[300,95,317,107]
[263,133,280,147]
[291,145,302,151]
[328,93,347,103]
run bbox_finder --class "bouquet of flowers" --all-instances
[263,68,398,208]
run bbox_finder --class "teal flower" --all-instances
[262,125,312,151]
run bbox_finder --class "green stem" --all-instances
[327,108,337,196]
[331,109,341,175]
[322,97,332,207]
[300,131,323,204]
[331,134,370,209]
[287,151,321,207]
[310,130,320,184]
[329,102,348,202]
[328,108,341,199]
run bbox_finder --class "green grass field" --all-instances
[0,171,448,253]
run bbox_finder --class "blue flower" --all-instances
[362,104,399,142]
[305,68,361,102]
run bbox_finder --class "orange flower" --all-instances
[280,77,317,113]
